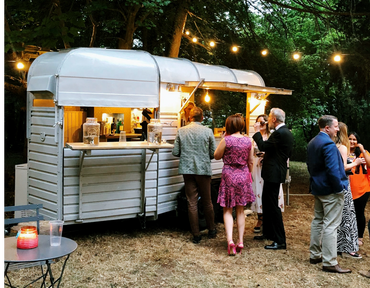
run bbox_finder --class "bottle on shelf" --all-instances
[116,118,122,133]
[111,118,116,134]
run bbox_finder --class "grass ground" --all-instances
[5,161,370,287]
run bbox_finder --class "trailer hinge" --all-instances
[53,121,63,129]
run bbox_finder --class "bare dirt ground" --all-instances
[5,162,370,287]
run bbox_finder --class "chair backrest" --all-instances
[5,204,44,234]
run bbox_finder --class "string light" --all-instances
[192,37,198,43]
[292,52,301,60]
[231,46,239,52]
[16,62,25,69]
[185,30,190,35]
[209,41,216,47]
[261,49,268,56]
[333,54,342,62]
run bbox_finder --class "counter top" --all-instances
[66,141,174,150]
[104,133,142,139]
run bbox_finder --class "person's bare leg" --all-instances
[236,206,245,244]
[223,207,234,243]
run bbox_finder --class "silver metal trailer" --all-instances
[25,48,292,225]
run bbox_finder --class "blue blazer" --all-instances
[306,132,348,195]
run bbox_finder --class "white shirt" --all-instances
[275,123,285,130]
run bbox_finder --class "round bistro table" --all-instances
[4,235,78,288]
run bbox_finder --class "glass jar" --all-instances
[147,119,163,144]
[83,118,100,145]
[17,226,38,249]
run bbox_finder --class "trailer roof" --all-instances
[27,48,292,107]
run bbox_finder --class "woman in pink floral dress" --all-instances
[215,114,255,255]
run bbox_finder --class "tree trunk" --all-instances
[118,4,141,49]
[87,0,98,47]
[167,0,190,58]
[52,0,71,49]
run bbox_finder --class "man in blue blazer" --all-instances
[307,115,351,273]
[253,108,293,250]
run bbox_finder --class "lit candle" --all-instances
[17,226,38,249]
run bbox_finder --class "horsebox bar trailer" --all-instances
[25,48,292,225]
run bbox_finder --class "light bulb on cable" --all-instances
[205,92,211,103]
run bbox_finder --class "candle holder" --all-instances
[17,226,38,249]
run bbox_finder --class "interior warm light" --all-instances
[192,37,197,43]
[232,46,238,52]
[16,62,25,69]
[261,49,268,56]
[185,30,190,35]
[210,41,215,47]
[205,92,211,103]
[293,53,300,60]
[333,54,342,62]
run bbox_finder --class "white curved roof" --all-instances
[27,48,290,107]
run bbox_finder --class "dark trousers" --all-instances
[353,191,370,238]
[183,174,215,236]
[262,181,286,244]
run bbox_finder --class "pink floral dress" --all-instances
[217,136,255,207]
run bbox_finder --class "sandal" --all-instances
[228,241,236,256]
[236,243,244,254]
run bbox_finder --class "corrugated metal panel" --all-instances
[63,148,159,223]
[28,107,59,220]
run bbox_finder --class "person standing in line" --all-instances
[348,132,370,247]
[214,114,255,255]
[251,114,285,234]
[172,107,217,244]
[181,101,195,127]
[252,108,293,250]
[335,122,361,259]
[307,115,351,273]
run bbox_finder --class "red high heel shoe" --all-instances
[236,243,244,254]
[228,241,236,256]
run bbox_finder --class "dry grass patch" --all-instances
[6,162,370,287]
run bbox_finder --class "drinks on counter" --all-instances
[83,118,100,145]
[149,131,162,144]
[148,119,163,144]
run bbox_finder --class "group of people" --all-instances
[307,115,370,274]
[172,106,369,275]
[172,106,293,254]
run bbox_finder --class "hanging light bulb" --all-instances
[205,91,211,103]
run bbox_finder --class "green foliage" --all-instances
[4,0,370,159]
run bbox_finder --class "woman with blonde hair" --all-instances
[336,122,362,258]
[215,114,255,255]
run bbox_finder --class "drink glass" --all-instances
[49,220,64,246]
[119,131,126,142]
